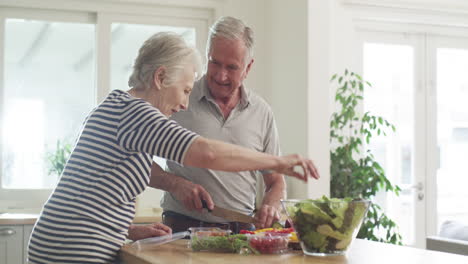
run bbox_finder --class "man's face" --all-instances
[206,37,253,100]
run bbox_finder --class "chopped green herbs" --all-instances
[191,234,259,254]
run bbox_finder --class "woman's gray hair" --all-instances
[128,32,202,90]
[206,16,254,61]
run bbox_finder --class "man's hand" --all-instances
[148,162,214,212]
[254,204,280,229]
[173,181,214,212]
[128,223,172,241]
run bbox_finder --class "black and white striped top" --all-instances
[28,90,198,263]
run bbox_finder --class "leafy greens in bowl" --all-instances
[281,196,370,256]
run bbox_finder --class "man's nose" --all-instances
[215,68,228,82]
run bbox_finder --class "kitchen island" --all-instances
[119,238,468,264]
[0,213,163,264]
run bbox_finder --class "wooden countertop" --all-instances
[119,238,468,264]
[0,213,162,225]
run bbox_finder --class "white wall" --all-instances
[221,0,267,98]
[265,0,311,199]
[307,0,332,199]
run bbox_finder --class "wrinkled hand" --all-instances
[128,223,172,241]
[254,204,280,229]
[173,181,214,212]
[275,154,320,182]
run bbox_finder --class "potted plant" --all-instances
[46,139,72,178]
[330,69,402,245]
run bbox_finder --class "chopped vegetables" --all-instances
[189,227,258,254]
[241,227,294,234]
[191,234,258,254]
[190,227,294,254]
[240,227,298,242]
[248,234,289,254]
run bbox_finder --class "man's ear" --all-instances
[245,58,254,77]
[153,66,166,90]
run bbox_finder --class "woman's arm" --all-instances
[183,137,319,181]
[127,223,172,241]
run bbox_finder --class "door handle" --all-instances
[411,182,424,191]
[411,182,424,200]
[0,228,16,236]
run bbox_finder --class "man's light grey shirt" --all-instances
[160,75,281,222]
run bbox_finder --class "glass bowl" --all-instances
[247,233,290,254]
[281,197,370,256]
[188,227,233,252]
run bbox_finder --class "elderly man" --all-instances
[151,16,319,233]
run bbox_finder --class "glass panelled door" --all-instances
[361,33,424,247]
[361,31,468,248]
[428,36,468,234]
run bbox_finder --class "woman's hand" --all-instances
[127,222,172,241]
[275,154,320,182]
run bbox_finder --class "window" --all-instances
[108,21,197,173]
[110,23,195,92]
[2,18,96,189]
[0,5,210,211]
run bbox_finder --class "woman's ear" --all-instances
[153,66,166,90]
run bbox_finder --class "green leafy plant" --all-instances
[47,140,72,177]
[329,69,403,245]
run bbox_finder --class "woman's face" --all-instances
[156,65,195,117]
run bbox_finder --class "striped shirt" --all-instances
[28,90,198,263]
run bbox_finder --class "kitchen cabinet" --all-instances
[0,225,22,264]
[0,225,33,264]
[23,225,33,264]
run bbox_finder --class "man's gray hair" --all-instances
[128,32,202,90]
[206,16,254,61]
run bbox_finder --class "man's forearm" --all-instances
[261,173,286,209]
[149,161,215,211]
[148,162,187,193]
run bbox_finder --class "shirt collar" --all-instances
[197,75,250,109]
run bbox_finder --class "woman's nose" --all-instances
[180,98,189,110]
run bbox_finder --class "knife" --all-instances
[202,201,255,224]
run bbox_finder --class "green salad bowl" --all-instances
[281,197,370,256]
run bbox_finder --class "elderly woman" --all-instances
[27,32,318,263]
